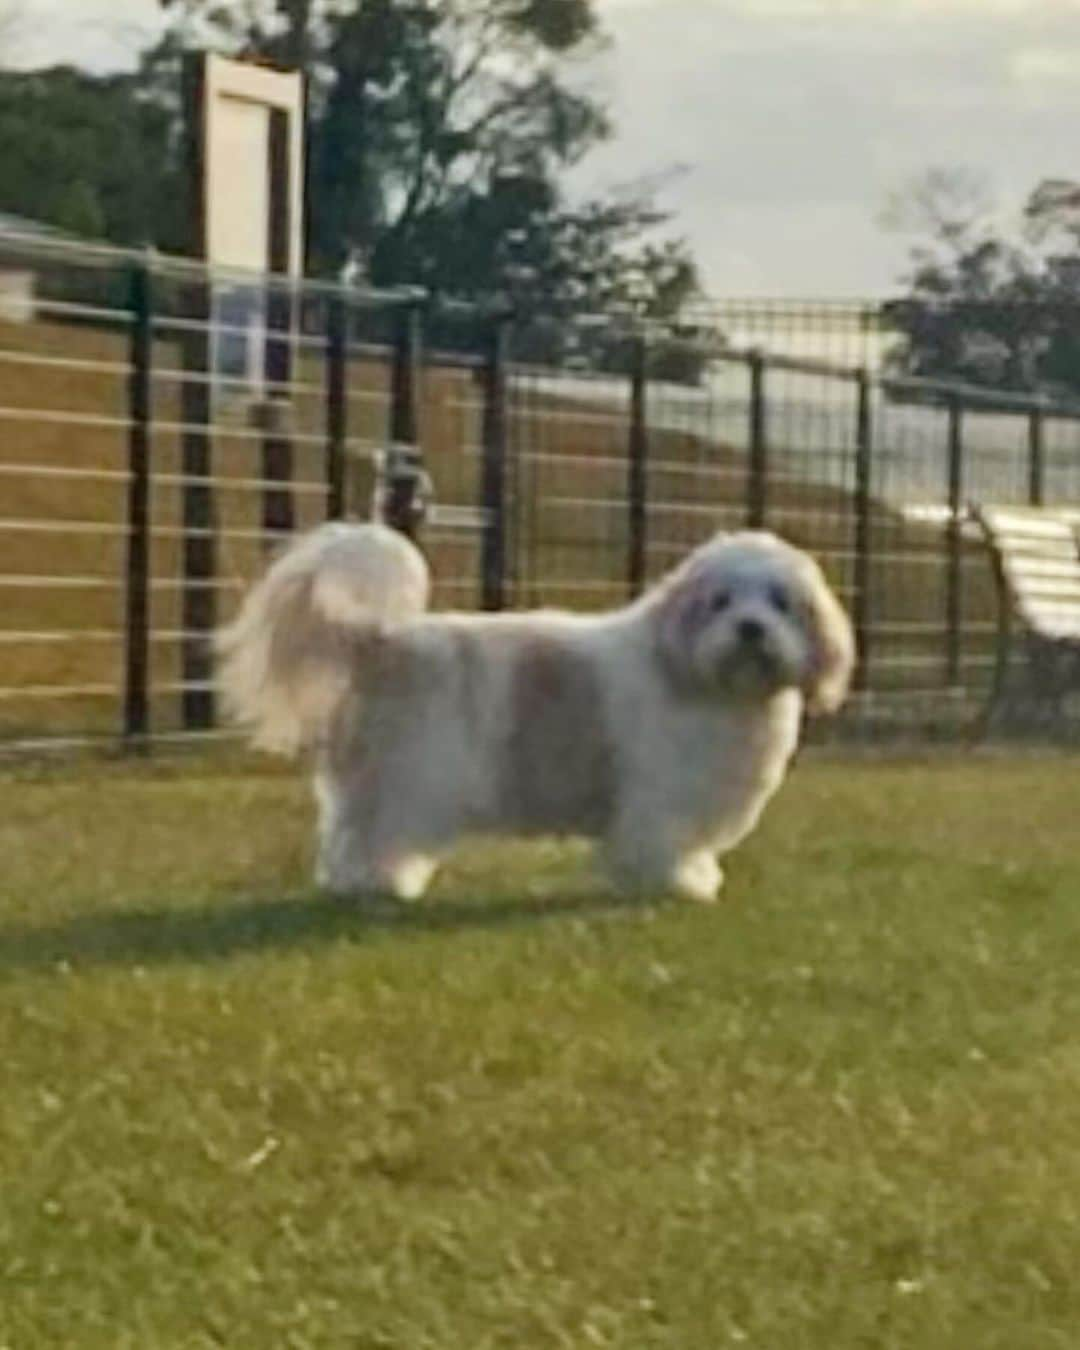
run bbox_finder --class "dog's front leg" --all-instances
[670,850,724,904]
[603,825,723,904]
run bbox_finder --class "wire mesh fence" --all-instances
[1,234,1078,753]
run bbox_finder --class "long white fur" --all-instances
[216,523,430,755]
[217,523,854,903]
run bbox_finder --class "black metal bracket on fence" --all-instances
[480,316,509,611]
[747,350,768,529]
[627,334,649,599]
[852,367,873,691]
[123,258,153,748]
[325,291,348,521]
[945,394,965,687]
[375,444,432,540]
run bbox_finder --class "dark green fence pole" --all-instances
[1028,402,1045,507]
[261,105,297,542]
[123,258,154,749]
[390,300,422,447]
[747,350,768,528]
[852,367,873,691]
[179,279,216,731]
[627,334,649,598]
[945,393,965,687]
[325,291,348,520]
[261,278,296,541]
[480,315,509,611]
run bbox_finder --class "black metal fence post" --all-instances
[1028,401,1045,507]
[179,278,216,731]
[747,350,768,528]
[261,278,296,541]
[480,315,509,611]
[325,290,348,520]
[627,334,649,598]
[852,367,873,691]
[945,393,965,686]
[123,257,154,749]
[390,299,422,447]
[376,299,427,542]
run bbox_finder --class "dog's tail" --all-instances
[216,522,430,755]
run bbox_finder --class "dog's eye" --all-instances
[709,591,731,613]
[769,585,790,613]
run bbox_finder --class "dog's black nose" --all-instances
[738,617,764,644]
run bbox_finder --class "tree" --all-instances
[0,3,707,378]
[884,167,1080,400]
[0,65,176,244]
[147,0,706,372]
[153,1,606,274]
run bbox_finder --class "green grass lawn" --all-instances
[2,755,1080,1348]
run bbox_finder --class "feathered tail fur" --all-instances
[216,522,430,754]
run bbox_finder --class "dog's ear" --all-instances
[799,563,855,715]
[654,562,711,683]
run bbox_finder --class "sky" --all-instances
[10,0,1080,297]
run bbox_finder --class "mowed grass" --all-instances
[2,756,1080,1348]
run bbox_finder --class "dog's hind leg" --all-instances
[315,830,437,902]
[377,854,438,902]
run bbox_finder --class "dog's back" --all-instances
[352,610,623,837]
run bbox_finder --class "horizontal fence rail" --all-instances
[0,232,1079,752]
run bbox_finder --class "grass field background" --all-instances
[3,754,1079,1347]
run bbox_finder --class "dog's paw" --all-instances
[672,852,724,904]
[316,855,436,905]
[386,856,438,902]
[604,841,724,904]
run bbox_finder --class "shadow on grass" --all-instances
[0,888,655,977]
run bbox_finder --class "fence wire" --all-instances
[1,233,1078,752]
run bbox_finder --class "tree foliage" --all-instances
[0,2,708,379]
[0,66,176,244]
[148,0,704,354]
[885,167,1080,399]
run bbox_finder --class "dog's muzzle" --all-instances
[726,619,783,683]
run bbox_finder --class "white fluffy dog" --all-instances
[218,523,854,904]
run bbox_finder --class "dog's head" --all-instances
[653,531,855,714]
